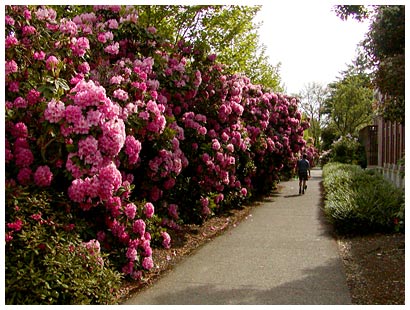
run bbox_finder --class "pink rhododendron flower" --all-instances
[125,135,142,165]
[23,9,32,20]
[113,88,129,101]
[161,231,171,249]
[71,79,107,108]
[22,25,36,36]
[7,219,23,231]
[241,187,248,196]
[150,186,163,202]
[86,109,102,126]
[30,212,42,222]
[98,162,122,200]
[35,7,56,21]
[163,178,176,190]
[7,81,19,92]
[14,137,29,149]
[131,270,143,281]
[215,193,224,204]
[17,167,32,185]
[110,220,126,240]
[142,256,154,270]
[59,18,78,36]
[110,75,124,85]
[126,246,137,261]
[106,196,122,218]
[97,231,106,242]
[5,35,19,48]
[122,261,134,275]
[44,99,65,123]
[144,202,155,218]
[46,55,59,71]
[141,239,152,256]
[98,118,126,157]
[5,15,15,26]
[105,31,114,41]
[5,147,13,163]
[97,33,107,43]
[12,122,28,138]
[132,219,146,236]
[147,26,157,34]
[14,147,34,168]
[202,205,211,216]
[83,239,101,256]
[144,232,152,241]
[124,203,137,220]
[13,97,27,109]
[104,42,120,55]
[78,136,101,165]
[168,204,179,220]
[34,165,53,187]
[5,60,18,76]
[33,51,46,60]
[212,139,221,151]
[5,234,13,243]
[70,37,90,57]
[77,62,90,74]
[65,153,84,179]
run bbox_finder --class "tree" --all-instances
[320,124,338,151]
[364,5,405,123]
[334,5,405,123]
[297,82,328,150]
[333,5,369,21]
[325,73,374,137]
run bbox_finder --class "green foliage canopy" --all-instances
[325,73,374,137]
[365,5,405,123]
[334,5,405,123]
[333,5,369,22]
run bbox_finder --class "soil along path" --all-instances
[124,168,352,305]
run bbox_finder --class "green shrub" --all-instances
[328,136,367,168]
[322,163,404,234]
[6,187,122,305]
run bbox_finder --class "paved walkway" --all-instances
[124,168,352,305]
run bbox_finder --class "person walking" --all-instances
[297,154,311,194]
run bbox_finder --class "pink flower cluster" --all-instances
[124,135,142,165]
[82,239,104,266]
[34,165,53,187]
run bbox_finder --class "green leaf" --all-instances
[66,144,76,153]
[55,78,70,91]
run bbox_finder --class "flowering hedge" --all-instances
[5,5,309,300]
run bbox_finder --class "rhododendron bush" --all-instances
[5,5,309,302]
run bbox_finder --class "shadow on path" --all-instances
[283,194,302,198]
[139,257,349,305]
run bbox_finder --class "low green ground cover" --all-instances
[322,163,404,234]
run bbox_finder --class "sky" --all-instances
[255,2,372,95]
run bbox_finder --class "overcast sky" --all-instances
[255,2,372,95]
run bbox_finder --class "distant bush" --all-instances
[320,135,367,168]
[322,163,404,234]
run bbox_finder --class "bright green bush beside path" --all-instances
[322,163,404,234]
